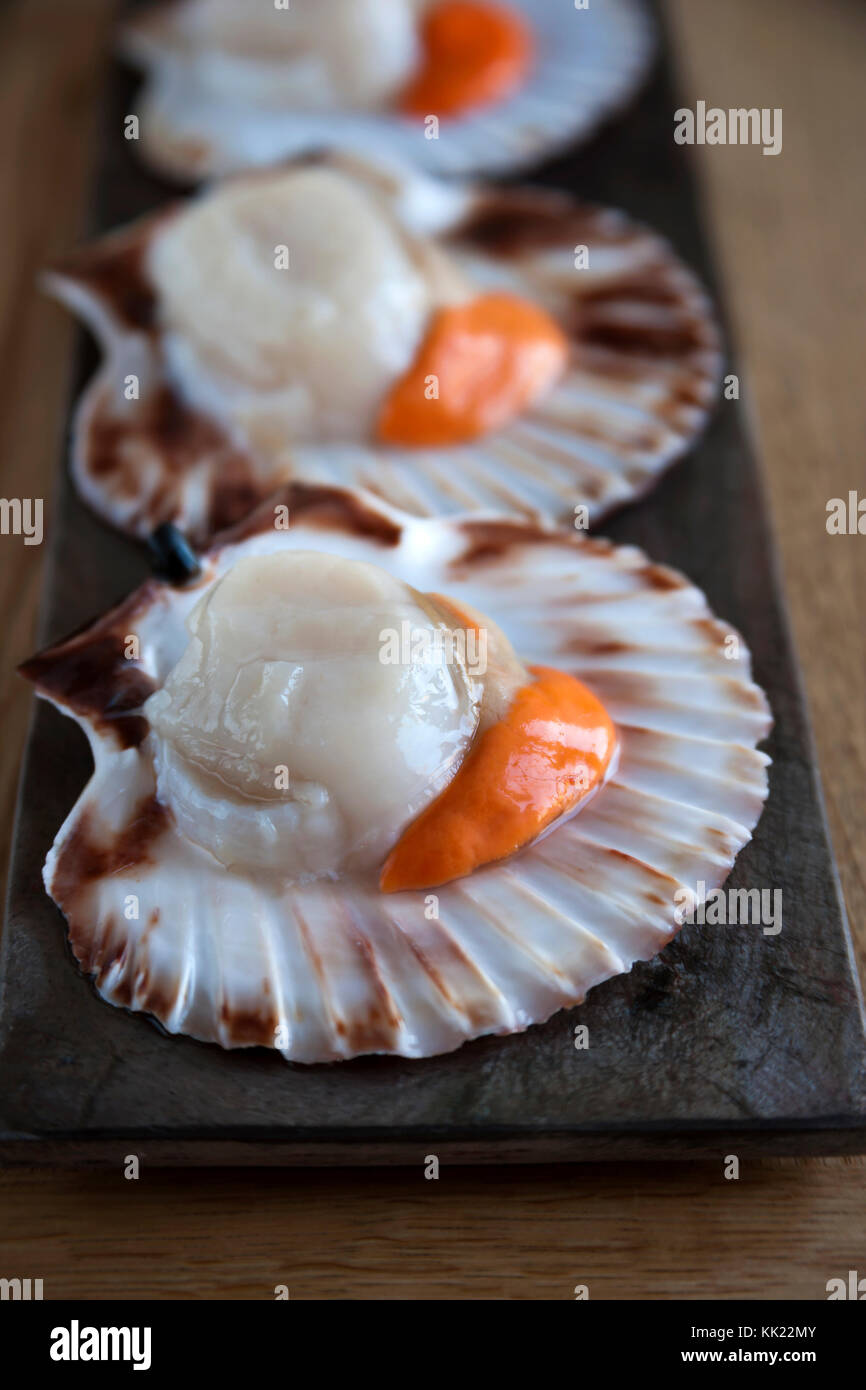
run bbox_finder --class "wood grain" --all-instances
[667,0,866,989]
[0,0,114,891]
[0,0,864,1299]
[1,1158,865,1301]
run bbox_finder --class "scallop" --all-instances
[144,550,485,877]
[45,153,721,545]
[21,485,771,1063]
[120,0,655,181]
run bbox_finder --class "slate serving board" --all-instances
[2,1,865,1164]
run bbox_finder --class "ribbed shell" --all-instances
[22,486,771,1062]
[121,0,655,181]
[46,160,721,545]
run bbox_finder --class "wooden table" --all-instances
[0,0,863,1300]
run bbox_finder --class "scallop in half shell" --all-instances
[45,153,721,546]
[21,485,772,1063]
[121,0,655,181]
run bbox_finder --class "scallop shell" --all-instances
[121,0,655,182]
[21,485,771,1063]
[46,157,721,545]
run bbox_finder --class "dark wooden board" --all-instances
[2,2,865,1164]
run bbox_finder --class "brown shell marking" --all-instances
[51,795,280,1045]
[332,930,405,1056]
[51,796,170,919]
[217,481,404,549]
[218,998,280,1049]
[50,214,173,333]
[19,586,164,748]
[457,189,629,256]
[381,899,510,1033]
[51,795,178,1019]
[450,518,614,573]
[457,190,718,367]
[85,377,264,542]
